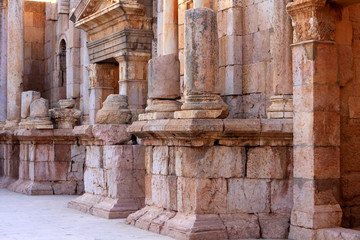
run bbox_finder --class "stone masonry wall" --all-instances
[139,144,293,239]
[242,0,274,119]
[337,3,360,228]
[24,2,46,94]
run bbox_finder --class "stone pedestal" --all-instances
[68,124,145,219]
[127,119,293,239]
[95,94,131,124]
[0,130,19,188]
[8,129,85,195]
[287,1,342,239]
[175,8,228,119]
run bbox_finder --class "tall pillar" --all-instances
[5,0,24,129]
[287,1,342,239]
[193,0,216,10]
[162,0,178,55]
[0,0,7,128]
[175,7,228,119]
[267,0,293,119]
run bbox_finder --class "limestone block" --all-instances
[92,124,131,145]
[103,145,133,170]
[32,162,69,181]
[177,177,227,214]
[21,91,41,119]
[54,144,71,162]
[106,169,134,199]
[29,98,49,118]
[86,146,103,168]
[70,145,86,163]
[258,213,290,239]
[220,213,260,239]
[148,54,180,99]
[151,175,177,210]
[34,144,54,162]
[227,178,270,213]
[58,99,75,109]
[164,213,228,240]
[247,146,289,179]
[133,145,145,170]
[271,179,293,213]
[95,95,131,124]
[152,146,169,175]
[53,181,77,195]
[84,168,106,195]
[175,146,245,178]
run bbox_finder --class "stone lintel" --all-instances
[128,119,293,146]
[14,129,76,143]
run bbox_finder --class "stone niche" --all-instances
[7,129,85,195]
[71,0,153,117]
[68,124,145,219]
[126,118,294,240]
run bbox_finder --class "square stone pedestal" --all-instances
[68,124,146,219]
[7,129,85,195]
[126,119,294,240]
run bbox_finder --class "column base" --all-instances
[68,193,142,219]
[0,121,5,130]
[127,206,228,240]
[19,118,53,130]
[0,176,17,188]
[267,95,293,119]
[177,94,229,119]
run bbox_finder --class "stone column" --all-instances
[162,0,178,55]
[193,0,216,10]
[86,63,117,125]
[5,0,24,129]
[0,0,7,128]
[175,7,228,119]
[287,1,342,239]
[267,0,293,119]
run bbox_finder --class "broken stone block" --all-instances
[21,91,41,119]
[95,94,131,124]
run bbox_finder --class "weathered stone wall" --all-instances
[23,2,46,94]
[141,144,293,239]
[337,3,360,228]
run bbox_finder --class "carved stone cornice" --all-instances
[286,0,339,43]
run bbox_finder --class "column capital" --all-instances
[286,0,339,43]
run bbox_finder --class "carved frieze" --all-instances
[286,0,340,43]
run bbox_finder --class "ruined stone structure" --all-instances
[1,0,360,239]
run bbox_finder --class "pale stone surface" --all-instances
[92,124,131,145]
[148,54,180,99]
[220,213,260,239]
[175,146,245,178]
[95,94,131,124]
[0,189,172,240]
[227,178,270,213]
[258,213,290,239]
[21,91,41,119]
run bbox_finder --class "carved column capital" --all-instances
[286,0,339,43]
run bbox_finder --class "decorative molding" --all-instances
[286,0,339,43]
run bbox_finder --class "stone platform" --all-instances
[126,118,293,239]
